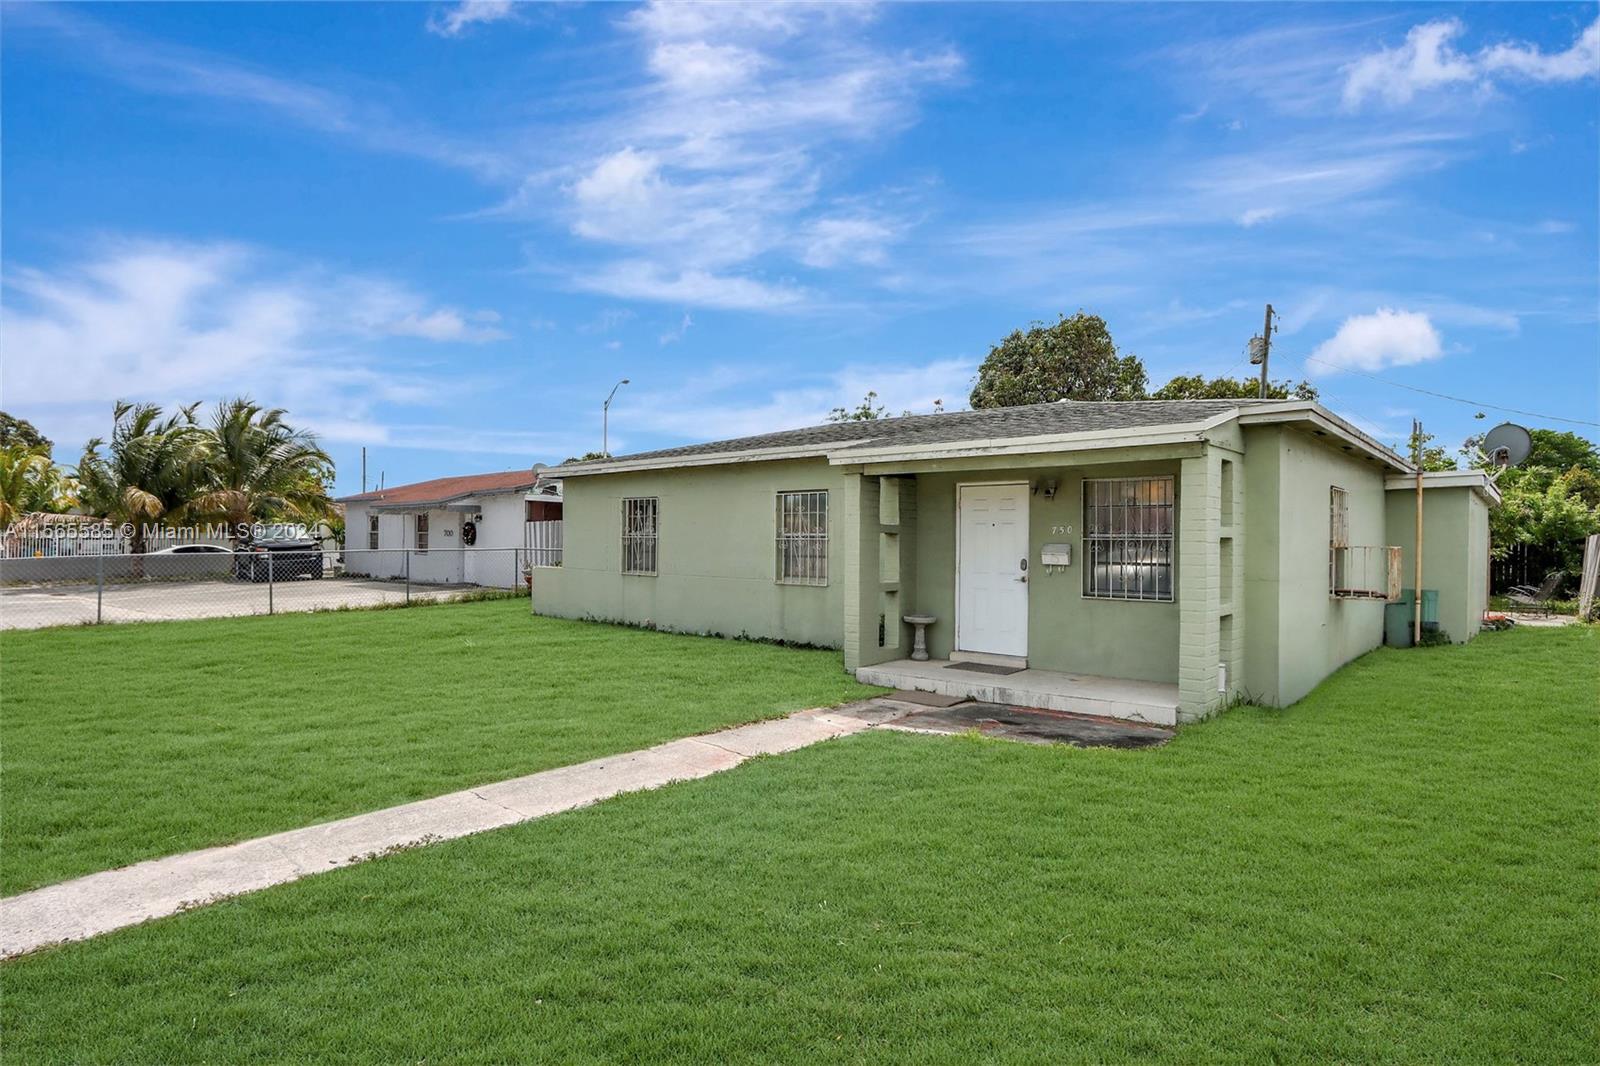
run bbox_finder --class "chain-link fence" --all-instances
[0,548,536,631]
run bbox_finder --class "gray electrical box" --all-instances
[1041,543,1072,567]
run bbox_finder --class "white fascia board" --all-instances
[551,443,845,477]
[1385,470,1503,506]
[1237,402,1413,473]
[824,423,1214,466]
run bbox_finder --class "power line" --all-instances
[1300,354,1600,429]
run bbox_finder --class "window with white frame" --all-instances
[776,490,828,585]
[622,497,658,575]
[368,513,379,550]
[414,513,429,552]
[1082,476,1175,601]
[1329,486,1349,592]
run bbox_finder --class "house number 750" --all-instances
[1050,525,1070,535]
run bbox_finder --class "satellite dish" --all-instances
[1481,422,1532,468]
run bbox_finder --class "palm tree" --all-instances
[192,398,332,547]
[75,402,208,554]
[0,446,78,527]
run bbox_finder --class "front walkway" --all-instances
[0,702,897,958]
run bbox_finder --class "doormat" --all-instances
[945,661,1024,676]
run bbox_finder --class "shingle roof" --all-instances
[559,399,1282,471]
[336,468,543,506]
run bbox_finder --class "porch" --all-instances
[856,658,1181,727]
[839,439,1239,724]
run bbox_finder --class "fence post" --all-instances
[405,549,411,605]
[96,552,104,625]
[267,552,275,615]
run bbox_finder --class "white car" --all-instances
[150,544,234,555]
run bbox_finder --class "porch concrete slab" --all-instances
[0,701,882,959]
[856,659,1179,727]
[885,702,1174,749]
[887,689,969,708]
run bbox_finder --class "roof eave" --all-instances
[1237,402,1413,474]
[1384,470,1503,506]
[824,422,1219,466]
[552,443,844,477]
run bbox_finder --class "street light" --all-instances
[603,378,630,457]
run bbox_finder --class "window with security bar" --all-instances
[776,490,828,585]
[1082,476,1175,601]
[1329,486,1349,593]
[367,514,379,550]
[621,497,658,575]
[414,513,429,553]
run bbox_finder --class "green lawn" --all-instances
[5,627,1595,1063]
[0,600,876,895]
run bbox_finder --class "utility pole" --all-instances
[361,447,367,495]
[1250,304,1277,399]
[1413,418,1424,646]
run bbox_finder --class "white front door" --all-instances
[956,482,1029,658]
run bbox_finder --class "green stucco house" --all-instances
[536,399,1498,726]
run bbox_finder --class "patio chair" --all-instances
[1506,571,1565,616]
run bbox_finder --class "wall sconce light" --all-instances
[1042,478,1058,499]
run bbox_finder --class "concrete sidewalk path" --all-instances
[1,702,893,958]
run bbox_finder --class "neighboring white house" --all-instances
[338,467,562,588]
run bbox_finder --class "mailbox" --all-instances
[1041,543,1072,567]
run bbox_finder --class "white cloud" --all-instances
[388,308,508,343]
[1480,18,1600,82]
[659,312,693,345]
[647,40,765,95]
[799,216,897,268]
[1237,207,1281,228]
[576,308,637,335]
[1343,16,1599,109]
[571,261,806,311]
[620,357,975,445]
[427,1,517,38]
[1309,308,1444,373]
[0,239,503,451]
[541,0,960,306]
[6,4,513,179]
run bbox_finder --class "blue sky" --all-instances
[3,1,1596,493]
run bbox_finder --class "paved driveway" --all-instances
[0,577,488,630]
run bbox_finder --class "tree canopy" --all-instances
[828,391,888,422]
[8,398,336,549]
[969,313,1147,409]
[1461,428,1600,587]
[0,412,51,455]
[1150,375,1318,401]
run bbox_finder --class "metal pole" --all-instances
[405,549,411,605]
[267,552,275,615]
[1413,419,1424,645]
[96,552,103,624]
[1257,303,1274,399]
[603,378,630,457]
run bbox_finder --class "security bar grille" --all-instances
[414,513,429,552]
[776,490,828,585]
[367,514,379,550]
[622,497,658,575]
[1329,486,1349,592]
[1082,475,1175,602]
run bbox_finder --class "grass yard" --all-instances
[4,627,1595,1063]
[0,599,877,895]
